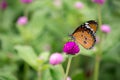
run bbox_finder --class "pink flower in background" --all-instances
[74,1,84,9]
[20,0,33,4]
[53,0,62,7]
[92,0,105,5]
[49,53,63,65]
[17,16,28,26]
[101,24,111,33]
[0,0,7,10]
[63,42,80,55]
[67,77,71,80]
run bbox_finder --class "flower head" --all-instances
[101,24,111,33]
[74,1,84,9]
[63,41,80,55]
[20,0,33,4]
[92,0,105,5]
[0,0,7,10]
[49,53,63,65]
[67,77,71,80]
[17,16,28,26]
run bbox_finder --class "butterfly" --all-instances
[71,20,98,49]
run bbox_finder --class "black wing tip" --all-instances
[87,20,98,33]
[87,20,98,26]
[87,20,97,49]
[87,20,97,23]
[87,37,96,49]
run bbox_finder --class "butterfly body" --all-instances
[71,20,98,49]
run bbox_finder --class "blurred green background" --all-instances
[0,0,120,80]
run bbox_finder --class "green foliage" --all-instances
[15,45,38,70]
[0,0,120,80]
[38,65,65,80]
[0,73,17,80]
[72,69,85,80]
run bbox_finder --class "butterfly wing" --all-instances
[85,20,98,33]
[72,26,96,49]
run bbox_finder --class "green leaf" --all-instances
[103,43,120,63]
[72,69,85,80]
[39,51,50,62]
[37,51,50,66]
[79,46,95,56]
[0,73,17,80]
[42,68,53,80]
[14,45,38,70]
[50,65,65,80]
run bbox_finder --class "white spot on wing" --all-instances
[85,23,89,25]
[85,24,90,29]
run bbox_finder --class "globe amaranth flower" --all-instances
[0,0,7,10]
[20,0,33,4]
[101,24,111,33]
[92,0,105,5]
[63,41,80,55]
[74,1,84,9]
[67,77,71,80]
[49,53,63,65]
[17,16,28,26]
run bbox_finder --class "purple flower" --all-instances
[49,53,63,65]
[0,0,7,10]
[74,1,84,9]
[17,16,28,26]
[101,24,111,33]
[20,0,33,4]
[92,0,105,5]
[63,41,80,55]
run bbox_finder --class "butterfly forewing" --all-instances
[72,25,96,49]
[71,20,98,49]
[85,20,98,33]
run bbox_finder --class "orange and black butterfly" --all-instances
[71,20,98,49]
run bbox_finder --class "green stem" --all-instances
[23,63,29,80]
[24,4,29,17]
[98,5,102,28]
[98,4,102,40]
[93,4,102,80]
[64,56,72,80]
[93,55,101,80]
[37,67,41,80]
